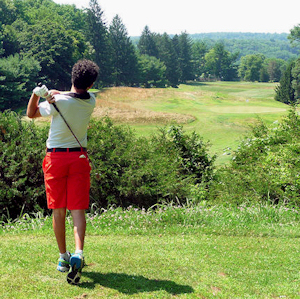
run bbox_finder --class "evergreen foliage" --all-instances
[137,26,159,58]
[109,15,139,86]
[291,58,300,100]
[0,111,47,220]
[0,54,40,110]
[137,54,167,87]
[156,33,181,87]
[85,0,113,87]
[275,61,296,104]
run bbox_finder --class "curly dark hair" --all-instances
[71,59,99,90]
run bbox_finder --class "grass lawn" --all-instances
[1,205,300,298]
[92,81,289,165]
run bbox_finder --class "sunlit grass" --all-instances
[1,204,300,298]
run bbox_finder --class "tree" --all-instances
[0,54,40,110]
[275,60,296,104]
[266,58,286,82]
[2,24,19,57]
[176,32,194,82]
[109,15,138,86]
[156,33,180,87]
[0,0,17,25]
[192,41,208,80]
[85,0,113,86]
[291,58,300,100]
[16,20,75,89]
[238,54,266,82]
[205,42,238,81]
[288,24,300,45]
[0,0,18,58]
[137,26,159,58]
[137,54,167,88]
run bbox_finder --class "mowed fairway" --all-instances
[93,82,288,164]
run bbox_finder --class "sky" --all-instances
[52,0,300,37]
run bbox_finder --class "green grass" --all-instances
[1,204,300,298]
[120,82,288,165]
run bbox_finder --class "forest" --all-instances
[1,0,300,111]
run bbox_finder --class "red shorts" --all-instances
[42,151,91,210]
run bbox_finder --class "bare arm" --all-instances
[27,93,42,118]
[26,89,60,119]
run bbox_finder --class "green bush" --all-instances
[88,118,215,208]
[209,108,300,206]
[0,112,215,219]
[0,111,47,220]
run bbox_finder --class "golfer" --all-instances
[27,59,99,284]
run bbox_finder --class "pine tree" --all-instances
[292,58,300,100]
[156,33,180,87]
[137,26,159,58]
[177,32,194,82]
[275,60,296,104]
[109,15,138,86]
[86,0,113,86]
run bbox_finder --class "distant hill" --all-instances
[132,32,300,61]
[190,32,300,61]
[190,32,289,41]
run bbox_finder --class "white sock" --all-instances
[75,249,83,255]
[60,252,69,260]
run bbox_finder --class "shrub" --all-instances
[209,108,300,206]
[0,111,47,220]
[88,118,215,208]
[0,112,215,219]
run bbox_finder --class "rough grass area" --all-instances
[93,87,196,124]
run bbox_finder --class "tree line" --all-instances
[275,26,300,104]
[0,0,299,111]
[184,32,300,61]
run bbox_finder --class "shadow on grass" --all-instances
[185,81,208,86]
[80,271,194,295]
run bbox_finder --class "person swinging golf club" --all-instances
[27,59,99,285]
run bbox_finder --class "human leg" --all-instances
[66,209,86,285]
[53,208,71,272]
[52,208,67,254]
[70,209,86,252]
[66,154,90,284]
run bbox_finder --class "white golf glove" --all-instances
[33,85,49,98]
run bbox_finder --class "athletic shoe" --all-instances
[67,253,85,285]
[57,251,71,272]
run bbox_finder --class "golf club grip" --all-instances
[37,82,51,99]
